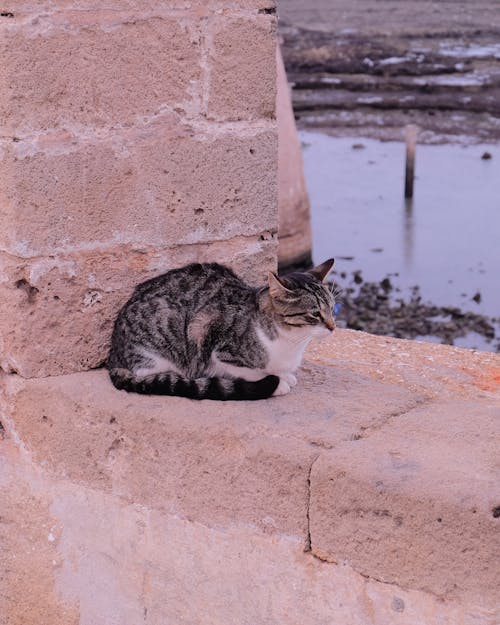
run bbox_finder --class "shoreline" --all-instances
[329,271,500,353]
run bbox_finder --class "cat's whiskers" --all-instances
[278,324,316,346]
[329,282,342,299]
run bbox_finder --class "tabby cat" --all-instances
[107,258,336,400]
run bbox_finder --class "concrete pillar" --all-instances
[277,44,312,270]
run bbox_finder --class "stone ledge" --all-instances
[1,329,499,617]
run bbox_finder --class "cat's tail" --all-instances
[108,368,281,401]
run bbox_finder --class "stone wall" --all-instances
[0,0,278,378]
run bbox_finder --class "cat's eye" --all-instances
[311,311,322,318]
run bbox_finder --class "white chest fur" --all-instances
[257,326,313,375]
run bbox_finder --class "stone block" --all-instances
[49,484,490,625]
[0,12,201,134]
[207,16,276,121]
[0,121,277,257]
[0,443,79,625]
[1,370,318,537]
[306,327,500,400]
[310,400,500,609]
[0,236,276,377]
[3,443,485,625]
[5,0,276,12]
[0,350,419,528]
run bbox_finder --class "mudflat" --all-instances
[279,0,500,142]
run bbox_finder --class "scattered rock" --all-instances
[481,151,492,160]
[353,271,363,284]
[330,272,499,351]
[380,277,392,292]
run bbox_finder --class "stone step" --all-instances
[1,329,499,622]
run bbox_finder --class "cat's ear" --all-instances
[268,272,293,298]
[309,258,335,283]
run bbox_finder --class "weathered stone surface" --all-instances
[207,16,277,120]
[0,347,418,534]
[0,13,201,134]
[0,0,278,381]
[1,331,499,623]
[3,442,490,625]
[0,443,79,625]
[0,121,277,257]
[307,329,500,400]
[0,236,276,377]
[277,45,312,269]
[310,400,500,608]
[0,116,278,379]
[49,483,500,625]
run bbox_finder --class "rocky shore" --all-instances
[330,272,500,352]
[279,0,500,143]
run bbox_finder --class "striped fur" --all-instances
[109,368,280,401]
[107,260,335,401]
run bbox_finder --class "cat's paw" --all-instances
[281,373,297,387]
[273,378,291,397]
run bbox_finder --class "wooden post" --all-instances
[403,197,414,266]
[404,125,418,198]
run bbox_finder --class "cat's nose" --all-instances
[324,318,336,331]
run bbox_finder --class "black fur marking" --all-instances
[109,368,280,401]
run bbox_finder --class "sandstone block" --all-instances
[310,400,500,609]
[0,122,277,257]
[5,0,276,12]
[49,483,489,625]
[1,370,318,537]
[0,236,276,377]
[0,351,421,537]
[207,16,276,121]
[3,442,484,625]
[2,334,499,621]
[1,334,499,620]
[0,443,79,625]
[306,328,500,400]
[0,12,201,133]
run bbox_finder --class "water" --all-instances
[301,131,500,347]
